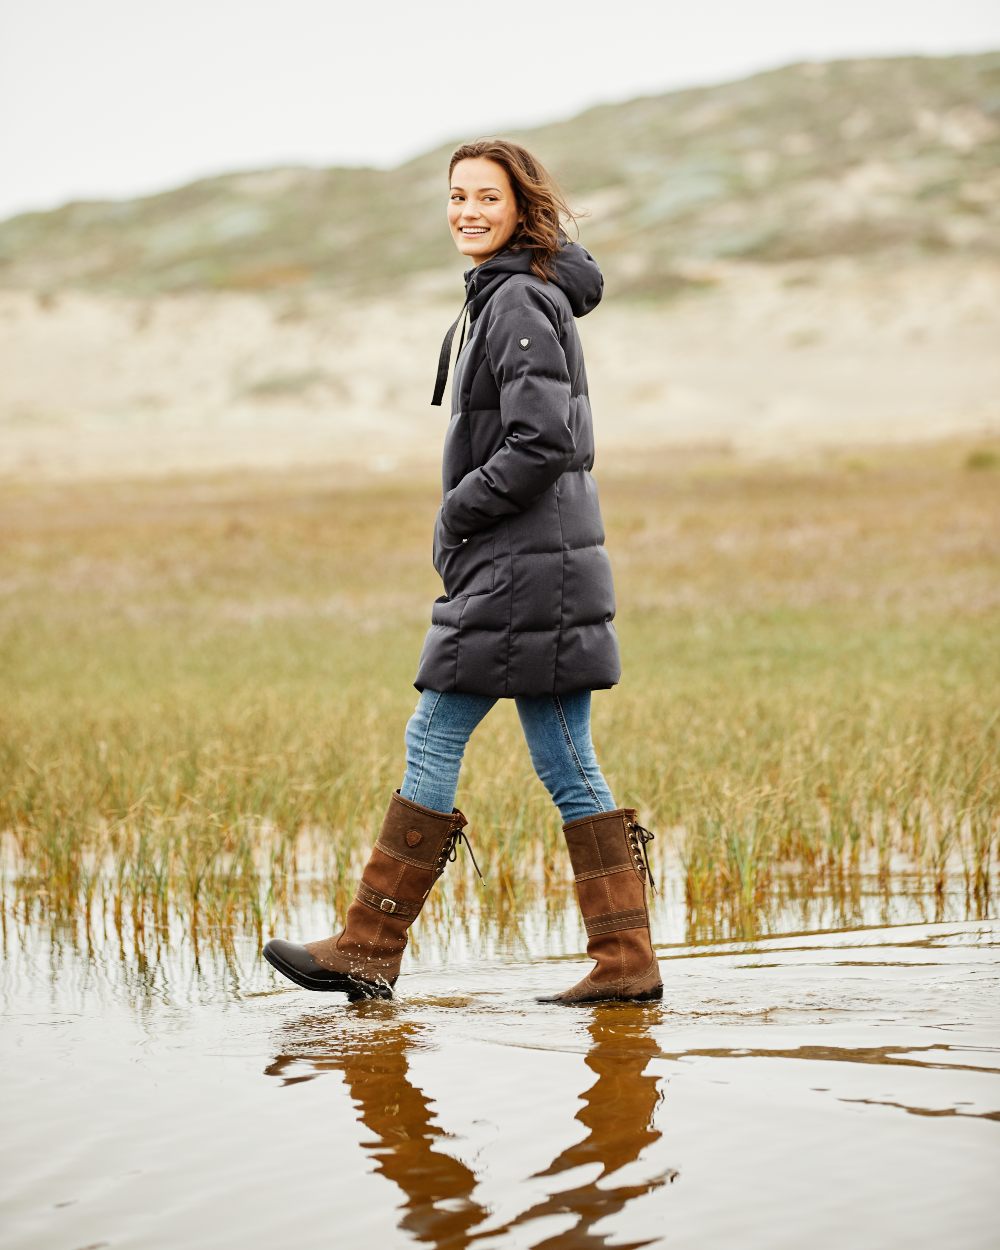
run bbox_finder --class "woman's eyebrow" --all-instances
[450,185,503,193]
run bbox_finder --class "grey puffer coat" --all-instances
[413,237,621,697]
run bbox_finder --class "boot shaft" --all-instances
[334,790,473,970]
[377,789,469,875]
[560,807,658,992]
[348,790,470,922]
[561,807,653,896]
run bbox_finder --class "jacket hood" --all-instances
[431,234,603,406]
[464,234,604,320]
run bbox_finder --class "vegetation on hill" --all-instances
[0,52,997,298]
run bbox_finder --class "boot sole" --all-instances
[536,983,664,1006]
[262,944,396,1000]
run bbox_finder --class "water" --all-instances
[2,878,998,1250]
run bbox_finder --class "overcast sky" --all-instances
[1,0,997,221]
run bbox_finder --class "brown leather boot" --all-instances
[263,789,480,999]
[537,807,662,1005]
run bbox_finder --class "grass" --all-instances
[1,439,997,947]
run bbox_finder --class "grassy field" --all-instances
[1,440,997,944]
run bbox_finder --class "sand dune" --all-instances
[1,255,997,480]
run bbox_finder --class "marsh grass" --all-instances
[1,440,997,946]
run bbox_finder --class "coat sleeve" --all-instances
[438,283,575,539]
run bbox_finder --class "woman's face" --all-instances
[448,157,522,266]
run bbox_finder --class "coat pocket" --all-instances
[433,510,495,598]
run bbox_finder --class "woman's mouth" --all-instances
[460,227,490,236]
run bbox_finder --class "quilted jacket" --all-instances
[413,236,621,697]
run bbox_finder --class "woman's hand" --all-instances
[432,505,495,598]
[432,505,467,579]
[439,283,576,537]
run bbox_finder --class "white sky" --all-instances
[1,0,998,221]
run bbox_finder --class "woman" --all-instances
[263,140,661,1005]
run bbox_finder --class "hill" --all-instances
[0,52,997,299]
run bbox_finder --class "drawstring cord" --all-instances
[431,295,471,407]
[456,302,470,356]
[430,274,508,408]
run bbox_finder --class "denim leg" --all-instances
[400,688,497,814]
[515,689,617,823]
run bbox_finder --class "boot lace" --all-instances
[437,821,485,882]
[627,818,658,894]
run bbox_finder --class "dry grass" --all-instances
[1,439,998,945]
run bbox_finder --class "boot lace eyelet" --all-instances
[627,820,658,893]
[435,825,484,882]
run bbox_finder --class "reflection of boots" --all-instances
[266,1019,488,1247]
[537,808,662,1005]
[263,789,480,999]
[460,1013,673,1249]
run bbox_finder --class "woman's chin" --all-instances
[455,233,504,259]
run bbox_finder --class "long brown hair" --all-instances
[448,139,586,282]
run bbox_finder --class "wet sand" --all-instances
[2,877,997,1250]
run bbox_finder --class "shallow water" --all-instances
[2,878,998,1250]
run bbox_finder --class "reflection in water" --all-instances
[266,1011,488,1247]
[3,849,994,978]
[265,1008,672,1250]
[4,917,996,1250]
[477,1012,676,1250]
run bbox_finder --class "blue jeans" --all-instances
[400,688,617,823]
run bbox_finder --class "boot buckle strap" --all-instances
[356,881,418,919]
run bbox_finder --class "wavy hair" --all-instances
[448,138,586,282]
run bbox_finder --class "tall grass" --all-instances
[1,441,997,945]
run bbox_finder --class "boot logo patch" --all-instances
[518,337,531,349]
[405,829,423,848]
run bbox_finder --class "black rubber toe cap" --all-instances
[262,938,394,999]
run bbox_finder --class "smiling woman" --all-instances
[445,141,582,282]
[263,138,664,1009]
[449,162,522,264]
